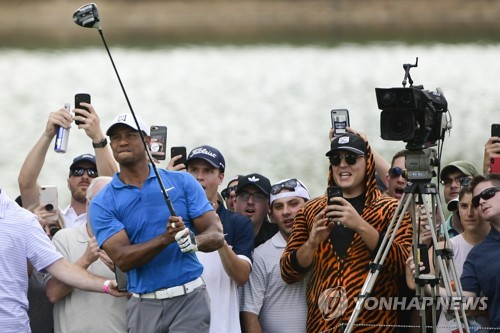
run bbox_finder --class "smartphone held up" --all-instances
[39,185,58,222]
[171,146,187,167]
[331,109,350,137]
[74,93,91,125]
[150,125,167,160]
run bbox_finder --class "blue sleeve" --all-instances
[173,172,213,222]
[229,215,254,262]
[460,249,480,295]
[89,188,124,248]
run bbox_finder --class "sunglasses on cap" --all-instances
[221,186,236,200]
[388,167,407,179]
[70,167,98,178]
[271,179,305,195]
[330,153,363,166]
[472,186,500,207]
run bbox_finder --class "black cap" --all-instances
[236,173,271,196]
[326,133,367,157]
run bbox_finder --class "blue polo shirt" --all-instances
[461,227,500,327]
[89,165,213,294]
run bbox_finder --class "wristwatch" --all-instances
[92,137,108,148]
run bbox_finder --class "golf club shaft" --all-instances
[98,29,177,217]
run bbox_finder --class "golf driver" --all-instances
[73,3,177,217]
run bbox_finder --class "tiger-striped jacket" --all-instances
[280,139,412,333]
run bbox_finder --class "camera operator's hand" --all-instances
[175,229,198,253]
[44,108,73,139]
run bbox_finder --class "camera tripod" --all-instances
[343,149,470,333]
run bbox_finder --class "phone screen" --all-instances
[150,126,167,160]
[171,146,187,167]
[74,93,91,125]
[492,124,500,138]
[331,109,350,136]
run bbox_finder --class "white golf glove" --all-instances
[175,229,198,253]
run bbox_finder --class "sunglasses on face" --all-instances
[237,191,268,203]
[271,179,306,195]
[388,167,407,179]
[70,167,98,178]
[330,153,363,166]
[472,186,500,207]
[221,186,236,200]
[440,176,469,187]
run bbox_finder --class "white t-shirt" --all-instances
[197,250,251,333]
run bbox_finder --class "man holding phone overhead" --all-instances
[280,132,412,333]
[18,97,117,228]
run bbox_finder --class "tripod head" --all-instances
[405,148,439,183]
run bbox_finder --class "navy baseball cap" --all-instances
[186,145,225,172]
[70,154,96,170]
[236,173,271,196]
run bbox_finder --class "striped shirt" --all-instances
[0,189,63,333]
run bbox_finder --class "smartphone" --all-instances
[331,109,350,136]
[74,93,91,125]
[114,266,128,292]
[171,146,187,167]
[491,157,500,175]
[492,124,500,138]
[327,186,343,204]
[150,125,167,160]
[39,185,58,221]
[417,244,431,274]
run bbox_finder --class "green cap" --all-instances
[440,161,480,180]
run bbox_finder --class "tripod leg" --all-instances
[344,191,414,333]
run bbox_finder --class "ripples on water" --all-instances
[1,43,498,206]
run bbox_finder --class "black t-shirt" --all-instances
[254,219,279,248]
[329,193,366,258]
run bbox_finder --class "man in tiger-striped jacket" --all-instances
[280,132,412,333]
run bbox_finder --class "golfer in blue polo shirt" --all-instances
[89,113,224,333]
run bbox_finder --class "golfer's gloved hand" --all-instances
[175,229,198,253]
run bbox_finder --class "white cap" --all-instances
[106,113,150,136]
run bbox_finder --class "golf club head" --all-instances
[73,3,101,29]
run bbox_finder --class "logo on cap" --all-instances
[248,176,259,182]
[338,136,350,144]
[118,114,127,122]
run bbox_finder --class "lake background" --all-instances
[0,0,499,207]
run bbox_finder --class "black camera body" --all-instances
[376,86,448,150]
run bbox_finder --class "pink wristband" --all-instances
[103,280,111,294]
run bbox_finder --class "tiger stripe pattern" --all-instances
[280,138,412,333]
